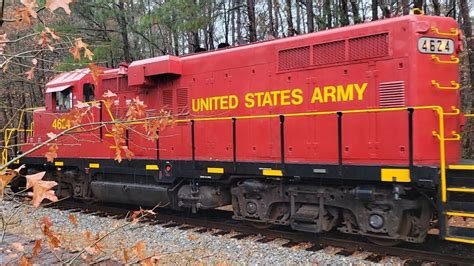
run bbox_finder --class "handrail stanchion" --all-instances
[280,115,285,171]
[191,119,195,169]
[99,101,103,140]
[408,108,414,172]
[232,117,237,171]
[156,130,160,160]
[337,112,343,178]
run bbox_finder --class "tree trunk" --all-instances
[236,0,243,42]
[267,0,275,36]
[274,0,280,37]
[116,0,132,62]
[459,0,474,158]
[323,0,332,29]
[413,0,423,11]
[350,0,361,23]
[306,0,314,32]
[285,0,294,36]
[372,0,378,21]
[401,0,409,15]
[295,1,301,34]
[340,0,349,26]
[431,0,440,16]
[247,0,257,42]
[379,0,390,18]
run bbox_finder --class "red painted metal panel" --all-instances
[24,15,463,169]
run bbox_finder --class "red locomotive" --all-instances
[9,14,474,245]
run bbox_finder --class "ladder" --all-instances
[440,163,474,244]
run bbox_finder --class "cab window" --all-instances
[56,88,72,111]
[83,83,95,102]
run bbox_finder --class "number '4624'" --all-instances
[52,118,71,130]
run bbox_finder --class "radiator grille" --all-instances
[162,89,174,114]
[379,81,405,107]
[176,88,189,115]
[313,40,346,65]
[278,46,310,71]
[349,33,389,60]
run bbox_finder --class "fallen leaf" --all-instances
[85,246,97,255]
[83,230,92,241]
[32,239,42,257]
[132,240,145,260]
[25,172,46,190]
[68,214,78,226]
[74,101,90,109]
[19,255,32,266]
[11,242,25,252]
[45,0,73,14]
[122,249,130,263]
[187,234,198,241]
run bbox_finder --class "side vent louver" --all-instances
[349,33,389,60]
[162,89,174,114]
[278,46,310,71]
[176,88,189,115]
[379,81,405,107]
[313,40,346,65]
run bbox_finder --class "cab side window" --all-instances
[56,88,72,111]
[83,83,95,102]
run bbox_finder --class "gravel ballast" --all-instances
[0,200,404,264]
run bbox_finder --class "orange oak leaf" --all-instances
[102,90,117,98]
[45,27,61,40]
[0,165,25,196]
[45,144,58,163]
[69,38,93,61]
[15,8,32,25]
[126,97,147,121]
[0,171,17,196]
[88,63,103,85]
[41,218,60,248]
[25,171,58,207]
[83,230,92,241]
[46,0,73,15]
[21,0,38,18]
[32,239,42,257]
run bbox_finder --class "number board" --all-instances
[418,37,454,54]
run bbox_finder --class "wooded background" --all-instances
[0,0,473,157]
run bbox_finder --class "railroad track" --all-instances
[31,199,473,265]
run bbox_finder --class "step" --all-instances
[446,226,474,244]
[448,165,474,170]
[445,211,474,218]
[447,187,474,193]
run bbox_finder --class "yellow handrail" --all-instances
[430,26,459,37]
[431,80,460,90]
[431,55,460,64]
[444,106,460,116]
[432,130,460,141]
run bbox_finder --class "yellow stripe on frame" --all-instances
[448,165,474,170]
[262,169,283,176]
[381,168,411,182]
[146,165,159,170]
[54,161,64,166]
[207,167,224,174]
[89,163,100,169]
[445,237,474,244]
